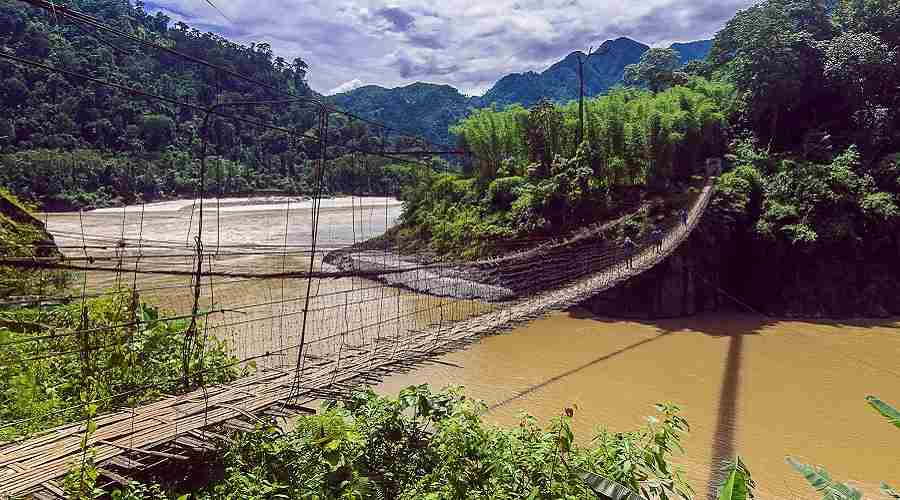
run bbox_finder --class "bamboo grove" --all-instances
[396,79,731,256]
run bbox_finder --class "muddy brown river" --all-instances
[44,198,899,499]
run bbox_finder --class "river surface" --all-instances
[43,198,899,499]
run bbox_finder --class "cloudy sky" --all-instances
[143,0,757,96]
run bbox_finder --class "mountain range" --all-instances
[330,37,713,146]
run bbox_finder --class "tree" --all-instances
[524,100,563,178]
[708,0,825,150]
[2,77,27,106]
[140,114,175,151]
[833,0,900,47]
[575,46,605,146]
[624,48,680,92]
[292,57,309,91]
[824,31,896,105]
[0,118,12,145]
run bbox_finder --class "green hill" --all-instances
[328,82,473,150]
[0,0,406,209]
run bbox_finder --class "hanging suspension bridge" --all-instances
[0,1,720,496]
[0,177,714,498]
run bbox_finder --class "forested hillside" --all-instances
[326,82,472,152]
[0,0,410,209]
[392,0,900,316]
[332,37,713,145]
[480,37,652,109]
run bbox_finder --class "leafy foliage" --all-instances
[624,48,684,92]
[716,457,755,500]
[0,290,243,439]
[788,395,898,500]
[0,0,421,209]
[786,458,862,500]
[709,0,900,156]
[0,187,67,298]
[150,386,692,499]
[866,395,900,429]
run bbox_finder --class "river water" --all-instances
[43,199,899,499]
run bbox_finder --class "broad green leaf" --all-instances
[717,457,754,500]
[579,470,648,500]
[865,395,900,429]
[787,457,862,500]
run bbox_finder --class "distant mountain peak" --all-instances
[602,36,649,48]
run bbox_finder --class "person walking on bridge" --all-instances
[622,236,637,269]
[651,226,663,254]
[679,208,688,227]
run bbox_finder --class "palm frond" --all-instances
[882,483,900,499]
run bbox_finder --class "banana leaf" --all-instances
[786,458,862,500]
[865,395,900,429]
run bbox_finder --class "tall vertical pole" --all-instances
[577,56,585,147]
[576,46,594,148]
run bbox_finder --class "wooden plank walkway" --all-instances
[0,180,714,498]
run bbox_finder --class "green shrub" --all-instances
[0,290,243,439]
[484,175,526,210]
[187,386,691,499]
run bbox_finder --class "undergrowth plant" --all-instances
[0,289,244,439]
[178,386,692,499]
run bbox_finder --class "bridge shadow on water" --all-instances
[648,315,763,500]
[487,329,673,411]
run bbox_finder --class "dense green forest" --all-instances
[394,0,900,316]
[694,0,900,316]
[0,0,417,209]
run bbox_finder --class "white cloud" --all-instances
[328,78,366,94]
[144,0,755,94]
